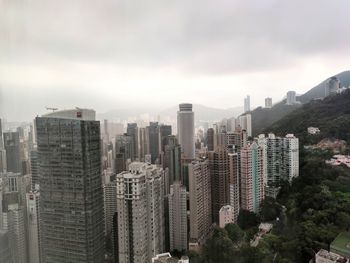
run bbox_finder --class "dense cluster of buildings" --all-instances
[0,102,300,263]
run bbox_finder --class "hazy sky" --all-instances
[1,0,350,121]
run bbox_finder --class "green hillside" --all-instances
[267,89,350,143]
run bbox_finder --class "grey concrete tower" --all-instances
[177,103,195,160]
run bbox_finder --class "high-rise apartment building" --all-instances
[240,142,264,213]
[103,181,117,238]
[325,76,341,97]
[208,147,230,223]
[237,114,252,137]
[115,162,165,263]
[168,182,187,252]
[127,123,139,160]
[36,108,105,263]
[159,125,172,153]
[26,190,41,263]
[207,128,214,151]
[30,150,39,190]
[188,159,212,246]
[3,132,21,173]
[177,104,195,160]
[219,205,235,228]
[228,153,240,222]
[244,95,251,113]
[265,97,272,108]
[286,91,297,105]
[257,133,299,197]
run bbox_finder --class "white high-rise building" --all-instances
[286,91,297,105]
[177,103,195,160]
[238,114,252,137]
[116,162,165,263]
[257,133,299,198]
[265,97,272,108]
[244,95,251,113]
[26,191,41,263]
[168,182,187,252]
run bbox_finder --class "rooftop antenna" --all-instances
[46,107,58,112]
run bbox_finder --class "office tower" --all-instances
[159,125,172,153]
[127,123,139,160]
[168,182,187,252]
[325,76,340,96]
[265,97,272,108]
[0,230,13,263]
[240,142,264,213]
[0,118,3,149]
[148,122,160,164]
[163,136,181,187]
[177,104,195,160]
[208,147,230,223]
[116,162,165,263]
[103,119,109,143]
[207,128,214,151]
[115,134,133,174]
[228,153,240,222]
[30,150,39,190]
[26,191,41,263]
[219,205,235,228]
[103,181,117,238]
[188,159,212,246]
[3,132,21,173]
[286,91,297,105]
[244,95,250,113]
[0,149,6,173]
[7,204,27,263]
[139,127,150,162]
[238,114,252,137]
[36,108,105,263]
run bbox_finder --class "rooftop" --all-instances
[331,232,350,258]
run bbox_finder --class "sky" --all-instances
[1,0,350,121]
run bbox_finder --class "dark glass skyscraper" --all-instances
[3,131,21,173]
[36,109,104,263]
[126,123,138,160]
[148,122,160,164]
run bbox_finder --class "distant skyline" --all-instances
[1,0,350,121]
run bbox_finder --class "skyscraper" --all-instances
[325,76,340,96]
[3,132,21,173]
[228,153,240,222]
[208,147,230,223]
[139,127,150,162]
[116,162,165,263]
[237,114,252,137]
[244,95,251,113]
[126,123,139,160]
[240,142,264,213]
[207,128,214,151]
[36,108,105,262]
[0,118,4,149]
[168,182,187,252]
[148,122,160,164]
[115,134,133,174]
[0,230,13,263]
[177,104,195,160]
[163,136,181,187]
[188,158,212,246]
[26,190,41,263]
[265,97,272,108]
[159,125,172,153]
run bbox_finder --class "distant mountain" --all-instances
[267,89,350,142]
[98,104,243,122]
[251,70,350,136]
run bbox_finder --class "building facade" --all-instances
[177,104,195,160]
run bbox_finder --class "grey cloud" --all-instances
[1,0,350,73]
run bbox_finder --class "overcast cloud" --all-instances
[1,0,350,121]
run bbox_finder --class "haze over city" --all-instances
[1,0,350,121]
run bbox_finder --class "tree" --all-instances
[259,197,282,222]
[237,210,259,230]
[225,223,244,243]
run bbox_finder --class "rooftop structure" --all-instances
[316,249,349,263]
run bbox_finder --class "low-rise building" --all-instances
[152,253,190,263]
[316,249,349,263]
[308,127,321,135]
